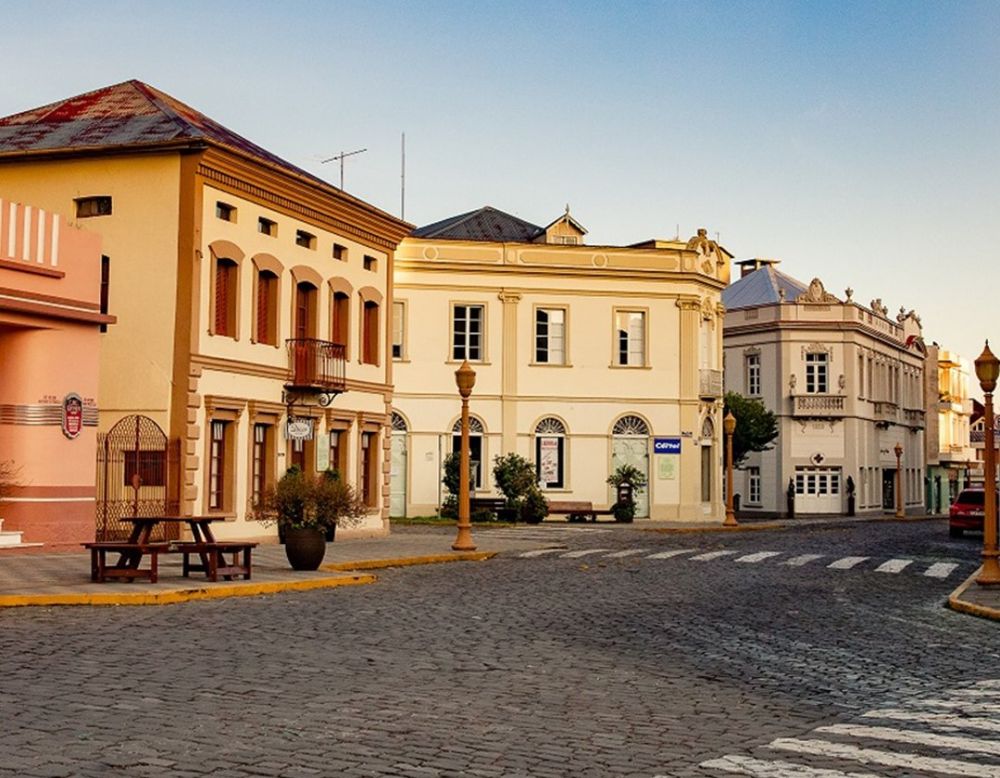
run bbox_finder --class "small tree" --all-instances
[606,464,648,523]
[723,391,779,468]
[492,453,537,509]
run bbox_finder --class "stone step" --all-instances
[0,530,25,547]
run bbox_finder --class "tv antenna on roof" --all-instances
[321,148,367,191]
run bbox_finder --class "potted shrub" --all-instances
[606,464,647,523]
[253,467,367,570]
[787,477,796,518]
[846,475,856,517]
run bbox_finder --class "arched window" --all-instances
[391,412,408,432]
[255,270,278,345]
[700,416,715,440]
[452,416,485,488]
[535,417,567,489]
[613,415,650,436]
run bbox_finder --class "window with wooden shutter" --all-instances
[256,271,277,345]
[332,292,349,346]
[362,301,379,365]
[214,259,237,337]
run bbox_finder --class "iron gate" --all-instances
[95,415,179,540]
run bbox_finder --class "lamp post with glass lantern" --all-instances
[894,442,904,519]
[974,341,1000,586]
[452,360,477,551]
[723,411,738,527]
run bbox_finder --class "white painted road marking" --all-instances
[689,550,738,561]
[784,554,824,566]
[827,556,869,570]
[816,722,1000,756]
[605,548,647,558]
[736,551,782,563]
[913,698,1000,714]
[874,558,913,574]
[863,707,1000,734]
[517,549,563,558]
[698,755,877,777]
[770,737,999,777]
[952,687,1000,698]
[924,562,959,578]
[646,548,697,559]
[561,548,612,558]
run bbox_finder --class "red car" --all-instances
[949,488,997,537]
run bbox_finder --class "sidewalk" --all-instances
[948,567,1000,622]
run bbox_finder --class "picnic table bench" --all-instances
[175,541,258,582]
[84,541,171,583]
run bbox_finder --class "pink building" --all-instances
[0,199,113,547]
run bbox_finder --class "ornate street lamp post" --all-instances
[894,442,904,519]
[723,411,738,527]
[974,341,1000,586]
[453,360,477,552]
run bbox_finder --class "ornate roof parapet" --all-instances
[795,277,840,304]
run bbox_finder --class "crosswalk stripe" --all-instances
[646,548,697,559]
[924,562,959,578]
[863,708,1000,734]
[605,549,647,558]
[952,687,1000,698]
[517,549,563,558]
[828,556,869,570]
[699,755,877,777]
[784,554,824,566]
[561,549,611,558]
[914,698,1000,714]
[874,558,912,574]
[770,737,999,777]
[978,680,1000,688]
[690,550,738,561]
[736,551,782,563]
[816,723,1000,756]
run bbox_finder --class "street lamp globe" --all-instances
[455,360,477,398]
[723,411,736,436]
[893,442,903,460]
[975,341,1000,393]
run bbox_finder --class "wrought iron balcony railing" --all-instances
[285,339,346,392]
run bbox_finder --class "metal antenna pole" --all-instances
[320,148,367,191]
[401,132,406,220]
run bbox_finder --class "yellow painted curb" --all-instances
[0,573,376,608]
[643,523,785,534]
[948,567,1000,622]
[323,551,496,571]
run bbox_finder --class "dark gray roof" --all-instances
[412,206,544,241]
[723,265,808,309]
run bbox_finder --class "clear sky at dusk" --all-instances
[2,1,998,384]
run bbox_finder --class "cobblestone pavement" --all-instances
[1,520,996,777]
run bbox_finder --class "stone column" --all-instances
[499,291,522,454]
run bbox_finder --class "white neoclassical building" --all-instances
[390,207,731,521]
[722,259,927,516]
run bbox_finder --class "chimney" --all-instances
[736,258,780,278]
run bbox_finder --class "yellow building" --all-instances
[0,81,411,539]
[391,207,731,521]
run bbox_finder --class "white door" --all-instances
[612,437,649,518]
[794,467,842,514]
[390,432,407,517]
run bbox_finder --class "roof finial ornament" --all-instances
[778,286,787,302]
[565,203,571,215]
[845,287,853,302]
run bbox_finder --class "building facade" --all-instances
[391,207,730,521]
[0,81,411,541]
[722,260,926,516]
[0,200,113,546]
[970,399,998,484]
[923,345,975,513]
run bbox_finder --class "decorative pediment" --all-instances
[796,278,840,304]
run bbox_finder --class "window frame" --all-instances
[215,201,236,222]
[257,217,277,237]
[748,467,761,505]
[532,305,569,366]
[392,300,407,361]
[612,307,648,368]
[805,352,829,394]
[211,257,239,339]
[746,353,761,396]
[75,196,112,218]
[450,302,487,363]
[295,229,316,250]
[361,299,380,366]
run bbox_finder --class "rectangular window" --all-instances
[331,292,350,347]
[452,304,484,361]
[362,301,379,365]
[452,434,484,489]
[535,436,565,489]
[214,258,238,337]
[361,431,377,505]
[363,255,377,272]
[535,308,566,365]
[329,428,347,478]
[258,217,277,236]
[209,420,228,510]
[700,445,712,502]
[256,271,277,345]
[805,352,828,393]
[251,423,270,506]
[99,255,110,333]
[333,243,347,261]
[858,354,865,398]
[746,354,761,396]
[748,467,761,504]
[295,229,316,249]
[75,196,112,218]
[392,301,405,359]
[615,310,645,366]
[215,201,236,222]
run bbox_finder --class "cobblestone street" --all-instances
[1,520,996,777]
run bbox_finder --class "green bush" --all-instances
[521,489,549,524]
[492,453,537,508]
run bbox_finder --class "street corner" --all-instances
[948,567,1000,622]
[322,551,496,572]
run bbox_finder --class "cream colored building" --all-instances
[723,260,926,516]
[391,207,731,521]
[924,345,975,512]
[0,81,411,539]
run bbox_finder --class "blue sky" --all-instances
[2,1,998,386]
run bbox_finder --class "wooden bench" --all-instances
[174,542,258,582]
[83,542,171,583]
[546,501,615,523]
[470,497,508,517]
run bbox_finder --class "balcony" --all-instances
[792,394,845,418]
[285,339,346,393]
[904,408,925,428]
[873,401,898,425]
[699,369,723,399]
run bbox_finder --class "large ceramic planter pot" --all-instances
[284,527,328,570]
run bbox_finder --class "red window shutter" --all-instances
[257,274,269,343]
[215,262,229,335]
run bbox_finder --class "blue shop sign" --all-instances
[654,437,682,454]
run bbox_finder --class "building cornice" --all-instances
[723,319,922,355]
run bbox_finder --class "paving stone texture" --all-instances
[0,519,996,777]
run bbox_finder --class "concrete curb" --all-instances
[948,567,1000,622]
[0,573,376,608]
[323,551,497,571]
[642,523,786,534]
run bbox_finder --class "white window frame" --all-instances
[534,306,567,365]
[746,354,761,396]
[613,308,646,367]
[451,303,485,362]
[805,352,828,393]
[392,300,406,360]
[748,467,761,504]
